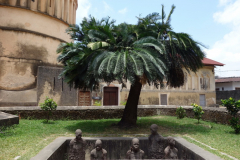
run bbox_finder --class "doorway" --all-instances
[103,87,118,105]
[78,91,91,106]
[160,94,167,105]
[199,94,206,106]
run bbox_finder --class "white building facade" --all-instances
[215,77,240,91]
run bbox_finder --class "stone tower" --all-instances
[0,0,78,106]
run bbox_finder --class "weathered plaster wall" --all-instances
[118,66,216,107]
[119,90,215,107]
[34,66,216,107]
[0,89,36,106]
[0,1,78,106]
[0,30,64,90]
[37,66,78,106]
[0,6,70,41]
[138,92,160,105]
[168,92,216,106]
[0,0,78,25]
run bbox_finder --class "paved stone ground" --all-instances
[0,111,19,127]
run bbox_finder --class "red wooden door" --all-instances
[103,87,118,105]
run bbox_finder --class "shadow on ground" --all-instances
[63,118,211,136]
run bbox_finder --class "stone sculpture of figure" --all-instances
[126,138,145,160]
[164,137,178,159]
[148,124,165,159]
[90,139,107,160]
[68,129,87,160]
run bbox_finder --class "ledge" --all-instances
[0,111,19,126]
[0,105,225,111]
[0,26,67,43]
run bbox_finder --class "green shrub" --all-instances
[176,106,186,119]
[229,117,240,134]
[192,103,204,124]
[94,100,101,106]
[40,97,57,123]
[221,97,240,116]
[221,97,240,134]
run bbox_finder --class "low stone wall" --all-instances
[0,105,239,125]
[31,137,223,160]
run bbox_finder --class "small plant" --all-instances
[192,103,204,124]
[229,117,240,133]
[221,97,240,134]
[176,106,186,119]
[120,101,127,105]
[94,100,101,106]
[40,97,57,123]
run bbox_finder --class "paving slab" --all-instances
[0,111,19,127]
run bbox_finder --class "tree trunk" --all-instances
[118,77,142,126]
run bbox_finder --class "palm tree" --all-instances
[57,5,205,126]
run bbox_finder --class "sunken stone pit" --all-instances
[31,137,223,160]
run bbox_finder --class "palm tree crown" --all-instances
[57,5,205,91]
[57,5,205,126]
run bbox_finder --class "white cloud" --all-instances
[118,8,128,14]
[214,0,240,26]
[205,0,240,77]
[76,0,91,23]
[219,0,232,6]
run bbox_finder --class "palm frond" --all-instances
[166,5,176,25]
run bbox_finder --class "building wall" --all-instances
[216,82,240,91]
[0,0,78,106]
[216,82,233,91]
[37,66,78,106]
[124,66,216,106]
[37,66,216,107]
[233,82,240,90]
[120,90,215,107]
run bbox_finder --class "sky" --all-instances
[76,0,240,77]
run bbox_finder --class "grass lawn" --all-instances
[0,115,239,160]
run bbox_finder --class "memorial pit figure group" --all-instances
[68,124,178,160]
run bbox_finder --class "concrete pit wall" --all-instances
[31,137,223,160]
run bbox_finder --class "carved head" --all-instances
[150,124,158,134]
[95,139,103,151]
[167,137,175,149]
[75,129,82,140]
[131,138,140,152]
